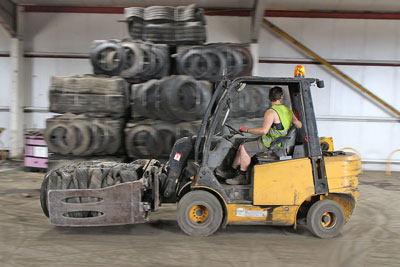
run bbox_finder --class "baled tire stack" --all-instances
[40,161,147,218]
[177,44,253,81]
[125,120,201,159]
[90,39,169,82]
[230,85,271,118]
[125,4,206,44]
[131,75,212,121]
[44,114,123,156]
[49,75,129,117]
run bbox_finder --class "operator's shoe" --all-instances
[225,173,247,185]
[215,166,237,179]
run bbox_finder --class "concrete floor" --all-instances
[0,161,399,267]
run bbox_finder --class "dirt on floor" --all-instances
[0,161,399,267]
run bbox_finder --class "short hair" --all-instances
[269,86,283,102]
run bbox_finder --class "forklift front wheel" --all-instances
[177,191,223,236]
[307,199,345,238]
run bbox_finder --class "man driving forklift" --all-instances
[218,86,302,185]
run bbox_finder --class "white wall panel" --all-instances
[258,63,400,117]
[0,113,10,150]
[0,58,11,107]
[23,58,91,107]
[24,112,56,129]
[24,13,128,53]
[260,18,400,61]
[317,121,400,172]
[206,16,251,43]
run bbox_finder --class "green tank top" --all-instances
[262,105,293,147]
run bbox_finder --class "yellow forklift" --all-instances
[40,75,361,238]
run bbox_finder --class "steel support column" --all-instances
[249,0,266,76]
[250,43,259,76]
[9,5,23,158]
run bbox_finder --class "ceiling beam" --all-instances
[22,6,400,20]
[0,0,17,36]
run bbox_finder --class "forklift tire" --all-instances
[177,190,223,236]
[307,199,345,238]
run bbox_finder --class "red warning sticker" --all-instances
[174,152,182,161]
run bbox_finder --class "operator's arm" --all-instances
[247,109,275,135]
[292,114,302,128]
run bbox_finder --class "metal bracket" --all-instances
[48,181,148,226]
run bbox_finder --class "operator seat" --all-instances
[256,125,297,163]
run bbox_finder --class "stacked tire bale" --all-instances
[45,114,124,156]
[130,75,212,121]
[90,39,169,82]
[49,75,129,116]
[176,44,253,81]
[126,75,211,158]
[125,4,206,44]
[44,4,257,162]
[125,120,201,159]
[45,75,128,157]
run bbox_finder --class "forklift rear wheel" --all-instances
[177,191,223,236]
[307,199,345,238]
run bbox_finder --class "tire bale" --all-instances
[84,121,109,155]
[161,75,212,121]
[125,124,162,158]
[44,123,77,155]
[216,45,243,78]
[153,122,177,157]
[131,80,160,119]
[246,85,270,117]
[233,46,253,76]
[138,43,158,79]
[81,122,103,156]
[120,40,144,78]
[177,48,212,79]
[125,7,145,20]
[90,40,126,76]
[230,89,252,118]
[176,121,200,139]
[69,121,92,156]
[102,123,121,155]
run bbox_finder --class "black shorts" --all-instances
[242,137,268,157]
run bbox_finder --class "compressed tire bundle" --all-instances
[229,85,292,118]
[130,75,212,121]
[90,40,126,76]
[44,114,123,156]
[49,75,129,117]
[124,4,206,44]
[176,44,253,81]
[40,161,147,218]
[90,39,169,82]
[125,120,201,158]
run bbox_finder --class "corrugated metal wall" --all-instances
[259,17,400,171]
[0,12,398,170]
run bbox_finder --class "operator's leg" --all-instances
[238,145,251,171]
[226,139,264,185]
[232,147,241,169]
[226,145,250,185]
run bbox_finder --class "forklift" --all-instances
[40,75,361,238]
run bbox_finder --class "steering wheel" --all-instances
[225,124,244,136]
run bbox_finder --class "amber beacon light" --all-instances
[294,65,305,77]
